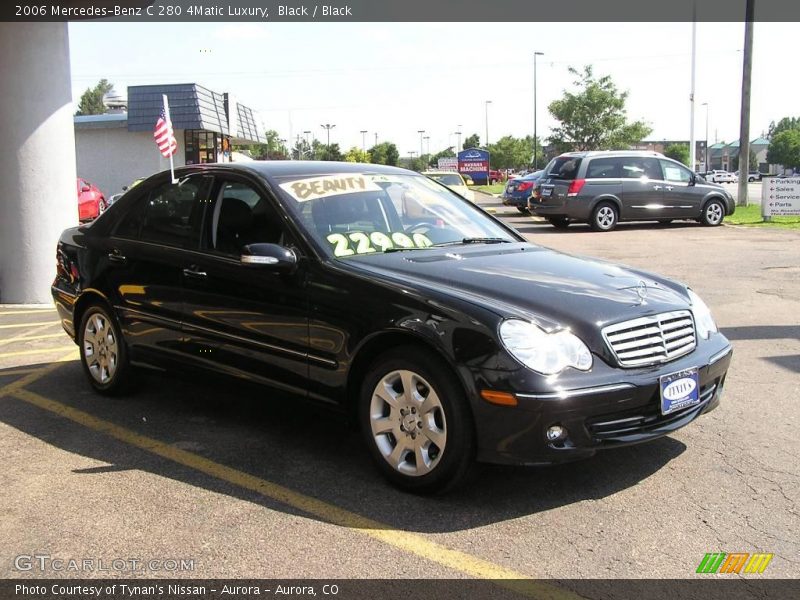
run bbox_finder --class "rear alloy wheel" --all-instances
[590,202,618,232]
[701,199,725,226]
[547,217,570,229]
[360,346,474,494]
[79,304,131,395]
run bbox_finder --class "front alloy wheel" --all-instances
[360,347,474,493]
[701,199,725,226]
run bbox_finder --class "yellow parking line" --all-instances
[0,321,61,330]
[0,309,57,315]
[6,386,578,599]
[0,323,65,348]
[5,333,68,343]
[0,346,78,359]
[0,367,40,377]
[0,351,76,398]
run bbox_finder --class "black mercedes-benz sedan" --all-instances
[52,161,732,493]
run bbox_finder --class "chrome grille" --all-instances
[602,310,696,367]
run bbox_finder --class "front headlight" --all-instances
[499,319,592,375]
[688,289,718,339]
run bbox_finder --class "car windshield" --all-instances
[274,172,517,258]
[427,173,464,186]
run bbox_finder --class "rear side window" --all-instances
[619,157,662,180]
[545,157,583,180]
[585,158,621,179]
[114,175,212,248]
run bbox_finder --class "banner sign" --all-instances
[457,148,490,185]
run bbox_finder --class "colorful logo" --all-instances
[696,552,773,574]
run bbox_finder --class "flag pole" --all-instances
[162,94,177,183]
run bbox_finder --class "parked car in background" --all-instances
[76,178,106,222]
[501,170,544,213]
[489,169,505,184]
[108,177,146,206]
[52,160,732,493]
[530,151,735,231]
[425,171,474,201]
[707,170,737,184]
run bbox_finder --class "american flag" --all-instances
[153,107,177,158]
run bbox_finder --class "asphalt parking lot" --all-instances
[1,199,798,589]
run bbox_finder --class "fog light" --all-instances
[546,425,567,441]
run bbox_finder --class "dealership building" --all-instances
[74,83,265,200]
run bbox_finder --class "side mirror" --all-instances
[240,243,297,272]
[122,186,129,191]
[81,185,91,192]
[689,174,696,186]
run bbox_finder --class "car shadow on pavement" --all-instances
[511,221,705,235]
[721,325,800,341]
[0,360,688,534]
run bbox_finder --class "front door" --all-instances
[659,159,703,219]
[180,176,311,398]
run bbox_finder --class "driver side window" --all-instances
[208,181,285,256]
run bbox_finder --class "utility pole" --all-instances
[533,52,544,169]
[738,0,754,208]
[701,103,710,170]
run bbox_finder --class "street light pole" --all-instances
[360,130,368,153]
[484,101,492,148]
[689,5,697,171]
[424,136,430,156]
[417,130,425,160]
[533,51,544,169]
[455,127,462,153]
[320,123,335,158]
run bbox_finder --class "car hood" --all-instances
[347,242,692,348]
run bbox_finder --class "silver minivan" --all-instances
[531,151,736,231]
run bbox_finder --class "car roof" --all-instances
[197,160,413,179]
[424,170,463,176]
[555,150,666,159]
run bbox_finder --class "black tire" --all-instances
[700,198,725,227]
[516,206,530,215]
[78,303,131,395]
[590,202,618,232]
[359,345,475,494]
[548,217,570,229]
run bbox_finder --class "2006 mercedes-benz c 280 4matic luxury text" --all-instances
[52,162,732,493]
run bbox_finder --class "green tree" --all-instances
[428,147,456,168]
[488,135,541,169]
[344,147,371,163]
[767,130,800,170]
[664,143,690,166]
[368,142,400,166]
[462,134,480,150]
[547,65,652,153]
[768,116,800,138]
[246,130,288,160]
[318,143,343,161]
[75,79,115,116]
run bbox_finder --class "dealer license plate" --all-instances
[541,187,552,197]
[659,367,700,415]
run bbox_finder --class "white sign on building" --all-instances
[761,177,800,217]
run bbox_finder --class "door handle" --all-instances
[652,185,662,191]
[182,267,207,279]
[107,251,127,265]
[664,186,674,191]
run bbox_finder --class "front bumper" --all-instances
[470,336,732,465]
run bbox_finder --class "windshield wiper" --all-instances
[455,238,511,244]
[383,245,435,253]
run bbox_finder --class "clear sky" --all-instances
[67,21,796,156]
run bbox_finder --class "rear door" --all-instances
[620,156,665,220]
[101,173,213,358]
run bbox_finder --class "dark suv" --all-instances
[531,151,735,231]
